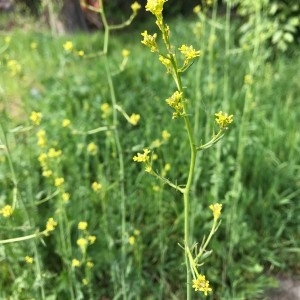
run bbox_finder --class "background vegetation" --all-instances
[0,0,300,299]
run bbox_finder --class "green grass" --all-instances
[0,11,300,300]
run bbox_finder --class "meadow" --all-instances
[0,1,300,299]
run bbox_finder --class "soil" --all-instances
[267,276,300,300]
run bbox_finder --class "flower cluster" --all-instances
[30,111,42,126]
[215,111,233,129]
[165,91,184,118]
[141,31,158,52]
[0,205,13,218]
[44,217,58,235]
[192,274,212,295]
[178,44,202,70]
[209,203,222,220]
[133,148,152,172]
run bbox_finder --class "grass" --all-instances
[0,6,300,300]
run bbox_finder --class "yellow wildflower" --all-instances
[128,236,135,245]
[77,50,84,56]
[129,113,140,125]
[25,256,33,264]
[86,261,94,268]
[162,130,170,141]
[29,111,42,125]
[54,177,64,187]
[244,74,254,85]
[141,31,158,52]
[145,0,167,18]
[78,221,88,230]
[88,235,96,244]
[62,192,70,202]
[30,42,38,49]
[45,218,57,232]
[7,59,21,76]
[159,55,172,73]
[62,119,71,127]
[193,5,201,13]
[0,205,13,217]
[192,274,212,295]
[72,259,80,267]
[77,238,88,252]
[215,111,233,129]
[48,148,62,158]
[82,278,88,286]
[209,203,222,220]
[100,103,111,118]
[122,49,130,58]
[87,142,98,155]
[134,229,140,236]
[91,181,102,192]
[131,1,141,14]
[36,129,47,147]
[63,41,73,52]
[42,169,52,177]
[133,148,151,163]
[5,36,11,44]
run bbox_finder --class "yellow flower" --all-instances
[133,148,151,163]
[5,36,11,44]
[166,91,184,118]
[131,1,141,14]
[77,50,84,56]
[209,203,222,220]
[7,59,21,76]
[162,130,170,141]
[38,153,48,167]
[29,111,42,125]
[48,148,62,158]
[0,205,13,217]
[87,142,98,155]
[45,218,57,232]
[36,129,47,147]
[91,181,102,192]
[193,5,201,13]
[88,235,96,244]
[128,236,135,245]
[192,274,212,295]
[62,192,70,202]
[129,113,140,125]
[82,278,88,286]
[122,49,130,58]
[215,111,233,129]
[78,221,88,230]
[62,119,71,127]
[86,261,94,268]
[30,42,38,49]
[159,55,172,73]
[63,41,73,52]
[141,31,158,52]
[25,256,33,264]
[145,0,167,18]
[77,238,88,252]
[178,44,202,63]
[42,169,52,177]
[54,177,64,187]
[244,74,254,85]
[72,259,80,267]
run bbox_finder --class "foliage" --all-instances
[0,1,300,299]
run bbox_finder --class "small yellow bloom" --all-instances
[45,218,57,232]
[36,129,47,147]
[77,238,88,252]
[29,111,42,125]
[122,49,130,58]
[215,111,233,129]
[100,103,111,118]
[131,1,141,14]
[152,185,160,192]
[77,50,84,56]
[159,55,172,73]
[0,205,13,217]
[25,256,33,264]
[209,203,222,220]
[162,130,170,141]
[141,31,158,52]
[63,41,73,52]
[91,181,102,192]
[86,261,94,268]
[145,0,167,17]
[62,119,71,127]
[133,148,151,163]
[145,165,152,173]
[193,5,201,13]
[82,278,88,286]
[62,192,70,202]
[54,177,64,187]
[48,148,62,158]
[88,235,96,244]
[38,153,48,166]
[129,113,140,125]
[5,36,11,44]
[244,74,254,85]
[128,236,135,245]
[192,274,212,295]
[42,169,52,177]
[87,142,98,155]
[179,44,201,61]
[78,221,88,230]
[30,42,38,49]
[7,59,22,76]
[72,259,80,267]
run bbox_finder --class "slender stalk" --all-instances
[99,2,127,298]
